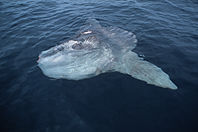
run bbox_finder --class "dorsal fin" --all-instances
[102,26,137,51]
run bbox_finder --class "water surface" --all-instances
[0,0,198,132]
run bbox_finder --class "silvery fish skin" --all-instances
[38,19,177,90]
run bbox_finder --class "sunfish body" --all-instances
[38,19,177,90]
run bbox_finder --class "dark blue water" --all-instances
[0,0,198,132]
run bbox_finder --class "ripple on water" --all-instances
[0,0,198,131]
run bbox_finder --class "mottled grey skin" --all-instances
[38,19,177,90]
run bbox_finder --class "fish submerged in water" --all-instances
[37,19,177,90]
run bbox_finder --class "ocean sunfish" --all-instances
[37,19,177,90]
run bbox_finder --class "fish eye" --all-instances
[57,46,64,51]
[72,43,83,50]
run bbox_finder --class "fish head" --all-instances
[37,37,104,79]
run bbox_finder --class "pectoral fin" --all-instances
[117,51,177,89]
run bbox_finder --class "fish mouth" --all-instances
[38,45,65,61]
[37,56,40,63]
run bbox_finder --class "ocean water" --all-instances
[0,0,198,132]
